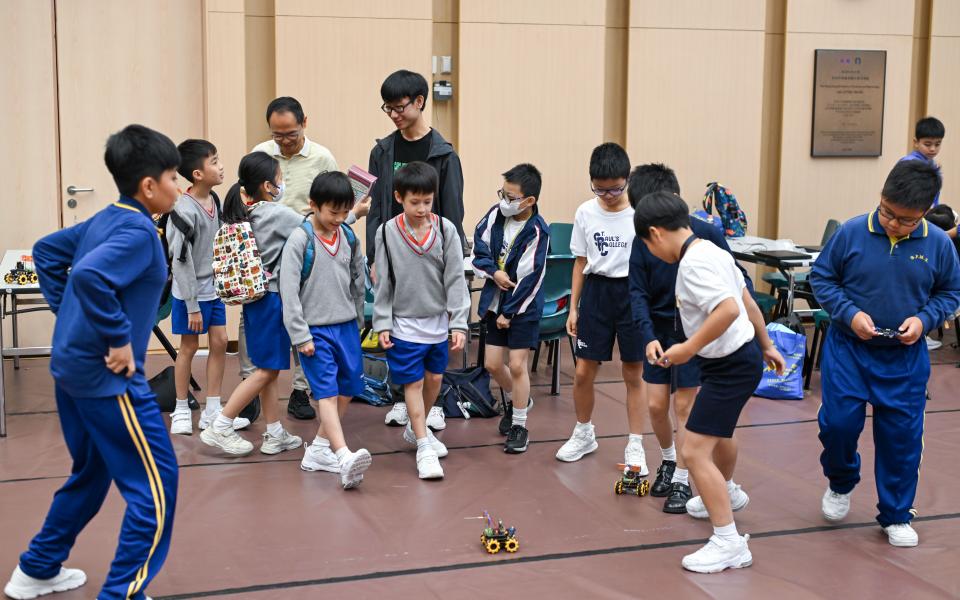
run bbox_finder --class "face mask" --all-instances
[270,181,285,203]
[499,197,524,217]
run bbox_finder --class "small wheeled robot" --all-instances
[480,510,519,554]
[4,257,38,286]
[614,463,650,496]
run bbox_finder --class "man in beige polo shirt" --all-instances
[242,96,369,421]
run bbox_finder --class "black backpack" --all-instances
[439,367,498,418]
[157,191,222,305]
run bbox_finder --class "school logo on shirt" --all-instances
[910,253,929,263]
[593,231,628,257]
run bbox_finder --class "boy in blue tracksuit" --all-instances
[810,160,960,548]
[472,163,550,453]
[4,125,181,600]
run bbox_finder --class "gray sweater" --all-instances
[248,201,306,292]
[373,216,470,333]
[166,194,219,313]
[279,224,365,346]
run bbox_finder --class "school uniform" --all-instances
[676,238,762,438]
[569,198,643,362]
[471,204,550,350]
[279,222,365,399]
[373,214,470,384]
[630,219,755,388]
[810,212,960,526]
[23,197,178,600]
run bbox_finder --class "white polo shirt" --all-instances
[569,197,634,278]
[251,137,338,215]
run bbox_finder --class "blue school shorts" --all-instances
[574,275,644,363]
[483,312,540,350]
[685,339,763,438]
[241,291,291,371]
[171,298,226,335]
[299,321,365,399]
[387,337,449,385]
[642,324,702,389]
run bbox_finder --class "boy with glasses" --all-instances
[810,160,960,547]
[556,143,648,474]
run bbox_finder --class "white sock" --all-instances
[312,435,330,448]
[628,433,643,444]
[575,421,593,432]
[175,398,189,412]
[674,468,689,485]
[512,406,528,428]
[335,447,349,460]
[416,437,430,450]
[713,521,741,544]
[661,444,677,462]
[266,421,283,438]
[212,413,233,434]
[204,396,221,414]
[727,479,738,494]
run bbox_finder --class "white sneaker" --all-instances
[300,443,341,473]
[883,523,919,547]
[339,449,372,489]
[403,424,448,457]
[260,430,303,455]
[624,437,649,476]
[416,446,444,479]
[385,402,409,426]
[925,336,943,351]
[4,565,87,599]
[686,485,750,519]
[426,406,446,431]
[681,534,753,573]
[821,488,851,522]
[198,408,250,431]
[200,427,254,456]
[169,408,193,435]
[555,424,598,462]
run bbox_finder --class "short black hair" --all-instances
[104,124,180,197]
[916,116,945,140]
[502,163,542,200]
[176,139,217,182]
[925,204,955,231]
[222,151,280,224]
[309,171,355,211]
[394,161,438,198]
[882,160,942,211]
[633,191,691,239]
[627,163,680,208]
[589,142,631,181]
[266,96,305,124]
[381,70,429,110]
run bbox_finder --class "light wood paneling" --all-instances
[276,0,430,20]
[630,0,766,31]
[244,5,276,148]
[460,0,604,26]
[927,0,960,211]
[206,9,247,188]
[786,0,915,36]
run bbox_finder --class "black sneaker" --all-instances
[663,481,693,514]
[651,460,676,497]
[498,402,513,436]
[504,424,529,453]
[239,394,261,423]
[287,389,316,420]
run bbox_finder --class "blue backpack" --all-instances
[703,182,748,238]
[298,219,359,284]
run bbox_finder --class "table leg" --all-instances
[1,292,6,437]
[11,294,19,369]
[786,271,796,315]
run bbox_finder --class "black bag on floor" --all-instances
[148,366,199,412]
[439,367,498,418]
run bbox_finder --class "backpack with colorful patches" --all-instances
[212,215,268,305]
[703,182,748,238]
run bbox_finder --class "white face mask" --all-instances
[499,197,524,217]
[270,181,285,203]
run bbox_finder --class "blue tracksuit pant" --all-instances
[19,387,178,600]
[818,328,927,527]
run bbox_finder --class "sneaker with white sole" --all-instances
[339,449,372,489]
[925,336,943,351]
[426,406,446,431]
[883,523,919,547]
[169,409,193,435]
[822,488,851,522]
[198,409,250,431]
[384,402,409,426]
[416,446,444,479]
[556,424,598,462]
[4,565,87,599]
[686,485,750,519]
[301,443,341,473]
[624,437,649,476]
[403,424,448,457]
[260,430,303,455]
[681,534,753,573]
[200,427,254,456]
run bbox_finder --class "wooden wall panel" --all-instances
[927,1,959,213]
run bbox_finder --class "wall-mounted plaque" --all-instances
[811,49,886,157]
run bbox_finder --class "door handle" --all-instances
[66,185,94,195]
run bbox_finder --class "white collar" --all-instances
[271,136,313,159]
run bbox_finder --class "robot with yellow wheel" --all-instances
[5,260,38,287]
[480,510,519,554]
[614,463,650,497]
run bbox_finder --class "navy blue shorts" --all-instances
[574,275,644,363]
[171,298,226,335]
[241,292,291,371]
[643,326,701,389]
[686,339,763,438]
[387,337,449,385]
[483,312,540,350]
[299,321,364,399]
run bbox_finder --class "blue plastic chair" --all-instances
[549,223,574,256]
[532,255,576,395]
